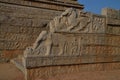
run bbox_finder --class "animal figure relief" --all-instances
[24,8,106,57]
[24,31,52,57]
[49,8,91,33]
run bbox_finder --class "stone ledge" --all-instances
[0,0,84,11]
[26,62,120,80]
[30,0,83,6]
[23,56,120,68]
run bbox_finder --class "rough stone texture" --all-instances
[0,0,83,11]
[102,8,120,34]
[23,33,120,68]
[0,0,83,62]
[13,8,120,80]
[49,8,105,33]
[26,62,120,80]
[2,1,119,80]
[102,8,120,19]
[22,9,107,58]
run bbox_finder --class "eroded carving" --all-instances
[49,8,106,33]
[24,8,107,57]
[49,8,92,33]
[52,35,82,56]
[24,31,52,57]
[92,15,105,33]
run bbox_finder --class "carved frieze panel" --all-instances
[82,45,120,57]
[49,8,106,33]
[91,15,106,33]
[51,33,82,56]
[23,8,120,58]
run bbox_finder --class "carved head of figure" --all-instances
[49,8,78,32]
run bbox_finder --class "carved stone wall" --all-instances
[14,8,120,80]
[0,0,83,62]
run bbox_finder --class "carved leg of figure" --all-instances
[58,42,66,55]
[45,44,51,56]
[66,25,75,31]
[58,48,63,56]
[45,34,52,56]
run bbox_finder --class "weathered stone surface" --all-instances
[22,32,120,68]
[10,7,120,80]
[0,0,84,61]
[21,8,120,69]
[0,0,84,11]
[102,8,120,19]
[23,55,120,68]
[0,2,60,60]
[1,0,120,79]
[107,18,120,26]
[102,8,120,26]
[49,8,106,33]
[26,62,120,80]
[107,26,120,35]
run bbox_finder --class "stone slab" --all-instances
[23,55,120,68]
[0,0,84,11]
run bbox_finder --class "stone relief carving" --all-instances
[49,8,91,33]
[24,8,106,57]
[51,34,82,56]
[92,15,105,33]
[24,31,52,57]
[62,38,81,55]
[49,8,107,33]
